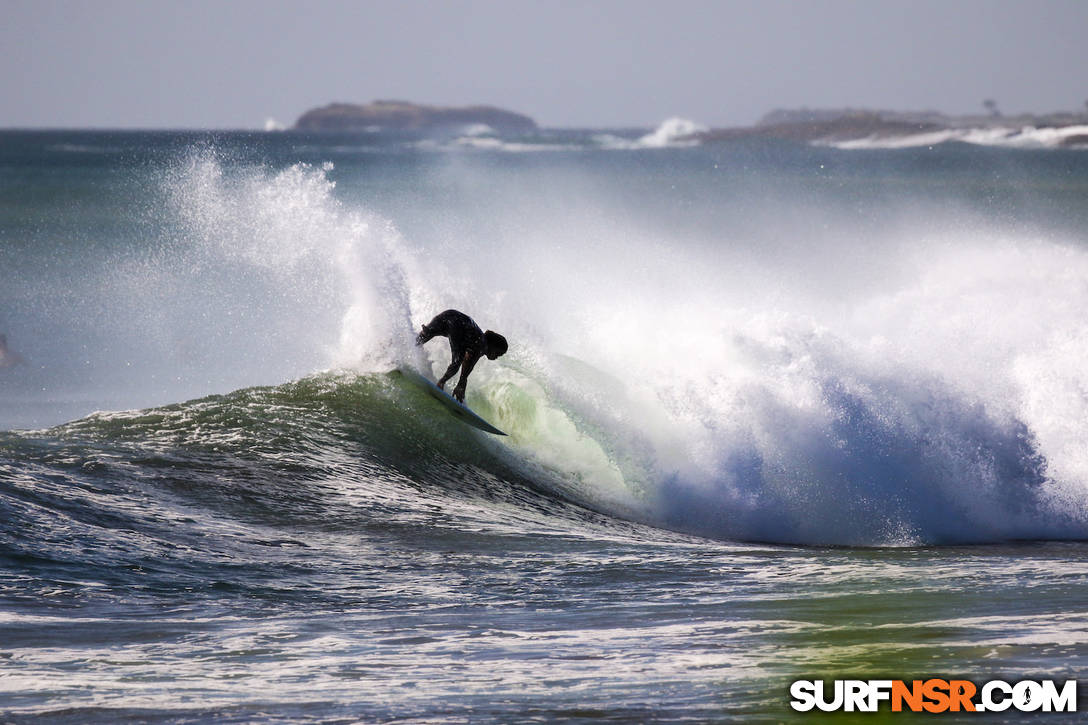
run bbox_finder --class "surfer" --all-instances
[415,310,507,403]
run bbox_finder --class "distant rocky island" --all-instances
[289,100,1088,149]
[293,100,537,134]
[690,107,1088,148]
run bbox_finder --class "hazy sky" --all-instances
[4,0,1088,129]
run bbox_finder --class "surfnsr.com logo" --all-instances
[790,679,1078,713]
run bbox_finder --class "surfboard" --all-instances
[394,368,507,436]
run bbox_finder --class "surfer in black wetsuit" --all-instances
[415,310,508,403]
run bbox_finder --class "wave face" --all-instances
[1,373,618,555]
[3,132,1088,549]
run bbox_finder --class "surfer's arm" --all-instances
[438,353,462,389]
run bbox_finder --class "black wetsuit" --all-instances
[416,309,486,402]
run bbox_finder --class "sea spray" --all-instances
[163,151,419,375]
[373,154,1088,545]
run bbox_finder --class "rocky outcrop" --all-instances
[293,100,537,134]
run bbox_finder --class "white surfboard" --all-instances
[394,368,507,436]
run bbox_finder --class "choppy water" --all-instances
[2,128,1088,721]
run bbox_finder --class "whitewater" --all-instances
[1,128,1087,722]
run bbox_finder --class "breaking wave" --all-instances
[7,147,1088,548]
[821,124,1088,150]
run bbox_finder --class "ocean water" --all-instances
[2,127,1088,722]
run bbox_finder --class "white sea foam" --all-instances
[459,123,496,137]
[387,167,1088,545]
[449,136,578,152]
[636,117,707,147]
[594,118,707,150]
[822,124,1088,150]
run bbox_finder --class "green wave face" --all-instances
[25,371,645,541]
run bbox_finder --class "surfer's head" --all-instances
[484,331,508,360]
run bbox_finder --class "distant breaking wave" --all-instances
[595,118,708,150]
[635,118,707,148]
[819,124,1088,150]
[426,118,710,153]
